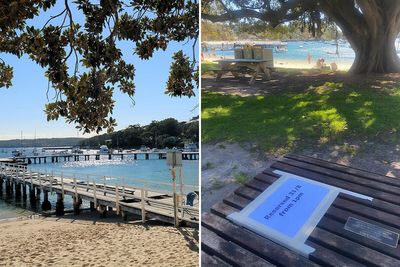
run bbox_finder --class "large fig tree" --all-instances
[202,0,400,74]
[0,0,198,133]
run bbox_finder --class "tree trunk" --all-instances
[321,0,400,74]
[347,30,400,74]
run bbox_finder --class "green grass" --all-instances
[202,82,400,153]
[201,61,219,74]
[234,172,249,184]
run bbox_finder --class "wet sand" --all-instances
[0,216,198,266]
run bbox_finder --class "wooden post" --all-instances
[50,171,53,192]
[29,184,36,203]
[73,196,81,215]
[172,166,179,227]
[115,184,120,215]
[61,172,64,198]
[22,182,27,200]
[15,181,21,199]
[93,181,97,208]
[73,175,78,202]
[22,169,26,185]
[56,192,64,216]
[99,205,107,218]
[39,172,42,189]
[41,190,51,211]
[103,176,106,196]
[141,188,146,223]
[0,177,3,195]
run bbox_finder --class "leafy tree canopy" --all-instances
[0,0,199,133]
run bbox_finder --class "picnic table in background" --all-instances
[202,154,400,266]
[215,58,273,85]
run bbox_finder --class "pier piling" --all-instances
[15,182,21,199]
[5,180,12,196]
[98,204,107,218]
[73,196,82,215]
[55,193,64,216]
[41,191,51,211]
[90,201,96,211]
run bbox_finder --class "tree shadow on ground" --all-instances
[202,69,400,96]
[202,74,400,178]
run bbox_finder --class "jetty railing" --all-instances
[0,163,199,226]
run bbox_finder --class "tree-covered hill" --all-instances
[80,117,199,149]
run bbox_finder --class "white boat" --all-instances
[140,145,149,152]
[72,147,83,154]
[184,143,198,152]
[12,150,24,157]
[99,145,109,154]
[275,45,288,53]
[32,148,39,156]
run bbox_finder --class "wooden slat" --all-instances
[201,252,231,267]
[285,154,400,187]
[202,212,319,267]
[257,170,400,218]
[202,156,400,266]
[210,201,364,267]
[202,227,275,267]
[227,182,400,266]
[317,217,400,260]
[308,228,400,267]
[279,157,400,195]
[271,161,400,205]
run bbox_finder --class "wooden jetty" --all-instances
[14,151,199,165]
[0,163,199,227]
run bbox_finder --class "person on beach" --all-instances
[307,52,312,64]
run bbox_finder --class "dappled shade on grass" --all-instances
[202,82,400,153]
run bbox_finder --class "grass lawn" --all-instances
[202,82,400,153]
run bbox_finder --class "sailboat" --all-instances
[32,130,39,156]
[12,131,25,157]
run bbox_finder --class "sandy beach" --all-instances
[203,56,352,71]
[0,216,198,267]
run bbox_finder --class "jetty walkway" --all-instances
[0,163,199,227]
[12,151,199,165]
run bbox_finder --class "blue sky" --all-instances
[0,2,199,140]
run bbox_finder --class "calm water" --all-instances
[0,147,199,219]
[207,40,400,65]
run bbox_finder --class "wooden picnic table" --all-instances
[215,59,273,85]
[202,154,400,266]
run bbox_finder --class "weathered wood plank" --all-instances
[201,252,231,266]
[224,183,400,266]
[317,216,400,260]
[210,201,364,267]
[202,212,319,267]
[285,154,400,187]
[202,227,275,267]
[278,157,400,195]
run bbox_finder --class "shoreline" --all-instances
[203,57,352,71]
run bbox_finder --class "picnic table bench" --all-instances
[202,154,400,266]
[215,59,273,85]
